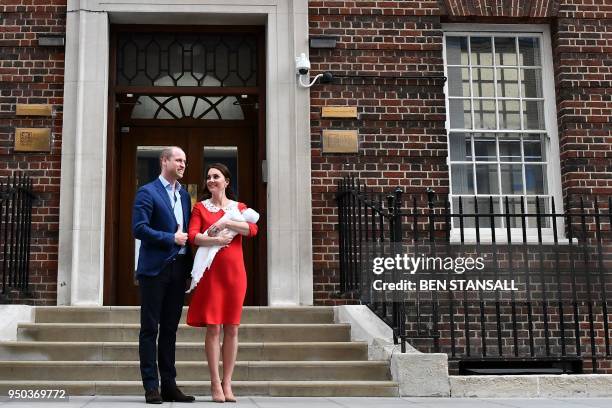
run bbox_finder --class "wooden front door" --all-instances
[116,124,261,306]
[105,26,267,306]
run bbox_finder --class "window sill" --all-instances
[449,229,577,245]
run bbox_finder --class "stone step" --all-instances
[0,380,399,397]
[3,306,398,397]
[33,306,335,324]
[16,323,351,343]
[0,341,368,361]
[0,361,390,381]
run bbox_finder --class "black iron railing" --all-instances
[1,174,36,298]
[336,176,612,373]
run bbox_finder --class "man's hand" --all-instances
[174,224,188,246]
[216,230,233,247]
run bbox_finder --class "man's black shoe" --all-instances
[145,388,163,404]
[161,385,195,403]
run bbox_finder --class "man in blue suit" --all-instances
[132,146,195,404]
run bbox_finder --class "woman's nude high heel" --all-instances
[221,381,236,403]
[211,380,225,403]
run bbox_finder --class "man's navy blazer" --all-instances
[132,178,193,277]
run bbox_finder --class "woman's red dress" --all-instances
[186,199,258,326]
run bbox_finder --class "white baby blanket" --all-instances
[186,205,259,293]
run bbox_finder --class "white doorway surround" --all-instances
[58,0,313,306]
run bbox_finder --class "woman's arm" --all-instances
[192,232,227,247]
[224,219,251,236]
[237,202,258,237]
[209,204,255,237]
[188,204,230,246]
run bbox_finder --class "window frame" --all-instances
[442,24,564,243]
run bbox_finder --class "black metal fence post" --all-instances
[0,173,36,299]
[392,188,406,352]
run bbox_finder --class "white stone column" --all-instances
[57,4,109,305]
[292,0,314,306]
[266,0,313,305]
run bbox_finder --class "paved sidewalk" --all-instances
[1,396,612,407]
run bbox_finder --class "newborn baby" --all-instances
[187,205,260,293]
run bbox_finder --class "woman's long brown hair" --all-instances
[200,162,237,201]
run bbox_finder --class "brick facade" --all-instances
[309,1,448,305]
[554,6,612,198]
[0,1,66,305]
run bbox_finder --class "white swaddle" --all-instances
[187,204,259,293]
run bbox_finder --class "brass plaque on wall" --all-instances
[321,106,358,118]
[14,128,51,152]
[16,104,52,116]
[322,130,359,154]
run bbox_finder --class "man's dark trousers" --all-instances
[139,255,189,391]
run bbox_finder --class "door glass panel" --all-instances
[135,146,165,275]
[203,146,239,196]
[131,94,244,120]
[136,146,164,188]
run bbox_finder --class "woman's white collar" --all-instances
[203,198,237,213]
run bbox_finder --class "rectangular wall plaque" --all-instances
[322,130,359,154]
[16,104,52,117]
[14,128,51,152]
[321,106,357,118]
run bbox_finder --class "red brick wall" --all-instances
[554,3,612,199]
[0,1,66,305]
[309,0,612,372]
[309,0,447,305]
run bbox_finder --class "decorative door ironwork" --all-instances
[116,32,258,87]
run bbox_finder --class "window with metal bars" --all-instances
[443,26,562,240]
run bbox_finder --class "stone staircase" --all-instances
[0,306,399,396]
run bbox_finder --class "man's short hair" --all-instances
[159,146,177,162]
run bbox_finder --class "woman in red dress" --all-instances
[186,163,258,402]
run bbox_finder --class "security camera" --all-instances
[295,53,332,88]
[295,53,310,75]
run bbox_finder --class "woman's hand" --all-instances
[207,220,228,236]
[216,230,233,247]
